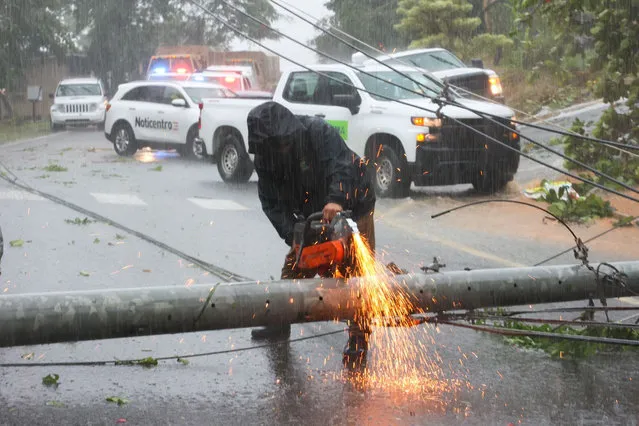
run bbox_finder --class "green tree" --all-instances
[395,0,513,62]
[395,0,482,54]
[0,0,73,90]
[515,0,638,183]
[311,0,410,62]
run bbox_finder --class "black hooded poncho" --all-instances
[247,101,376,246]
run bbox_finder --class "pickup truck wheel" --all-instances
[183,126,204,160]
[472,170,510,194]
[373,145,410,198]
[112,122,138,157]
[217,135,253,183]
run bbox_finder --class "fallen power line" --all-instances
[0,168,251,283]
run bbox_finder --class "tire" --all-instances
[111,122,138,157]
[216,134,253,183]
[371,144,410,198]
[183,126,204,160]
[472,170,510,194]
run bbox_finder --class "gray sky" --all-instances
[230,0,330,70]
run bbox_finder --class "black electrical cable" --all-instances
[186,0,639,204]
[438,320,639,347]
[0,328,346,368]
[268,0,446,96]
[209,0,442,98]
[465,315,639,330]
[270,0,635,153]
[0,171,251,283]
[431,199,581,242]
[443,102,639,196]
[534,217,637,266]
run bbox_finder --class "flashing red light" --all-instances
[224,76,236,83]
[176,68,187,74]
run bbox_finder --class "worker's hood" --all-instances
[247,101,306,155]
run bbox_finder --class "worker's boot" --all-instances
[342,323,369,370]
[250,323,291,340]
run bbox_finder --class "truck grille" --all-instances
[445,74,489,98]
[65,104,90,113]
[440,117,514,159]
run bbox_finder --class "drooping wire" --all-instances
[431,199,581,243]
[271,0,637,156]
[0,328,346,368]
[0,172,252,282]
[186,0,639,204]
[268,0,446,97]
[442,101,639,196]
[208,0,442,98]
[534,217,637,266]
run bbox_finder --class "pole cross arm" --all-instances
[0,261,638,348]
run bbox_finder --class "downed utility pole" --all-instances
[0,261,637,348]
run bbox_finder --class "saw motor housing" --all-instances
[292,211,358,275]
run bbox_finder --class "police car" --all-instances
[104,80,235,158]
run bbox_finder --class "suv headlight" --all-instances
[90,103,98,112]
[51,104,64,112]
[411,117,442,128]
[489,76,503,96]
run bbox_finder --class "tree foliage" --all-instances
[395,0,513,60]
[1,0,279,91]
[0,0,74,89]
[515,0,638,183]
[311,0,410,62]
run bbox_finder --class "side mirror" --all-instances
[171,98,187,107]
[48,93,54,99]
[333,94,361,115]
[471,58,484,69]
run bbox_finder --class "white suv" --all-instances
[49,78,108,130]
[104,80,235,158]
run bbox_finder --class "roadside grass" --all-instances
[0,120,50,144]
[496,66,596,116]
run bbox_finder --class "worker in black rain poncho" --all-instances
[247,101,376,339]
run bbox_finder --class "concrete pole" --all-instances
[0,261,638,348]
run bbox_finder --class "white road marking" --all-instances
[0,190,46,201]
[187,198,250,211]
[90,192,147,206]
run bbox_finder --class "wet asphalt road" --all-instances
[1,111,638,425]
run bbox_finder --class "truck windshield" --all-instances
[183,87,237,103]
[357,71,443,101]
[388,51,466,72]
[56,84,102,97]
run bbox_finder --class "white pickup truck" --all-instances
[196,63,520,197]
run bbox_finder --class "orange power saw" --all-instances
[291,211,359,273]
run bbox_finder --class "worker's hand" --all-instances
[323,202,343,222]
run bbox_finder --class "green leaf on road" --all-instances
[65,217,94,225]
[136,357,158,368]
[115,234,126,240]
[46,400,65,408]
[79,271,90,277]
[43,164,67,172]
[149,165,163,172]
[93,238,100,244]
[42,374,60,386]
[106,396,129,406]
[177,358,190,365]
[9,239,24,247]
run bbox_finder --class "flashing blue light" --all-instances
[153,67,166,74]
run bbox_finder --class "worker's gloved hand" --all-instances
[322,202,343,222]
